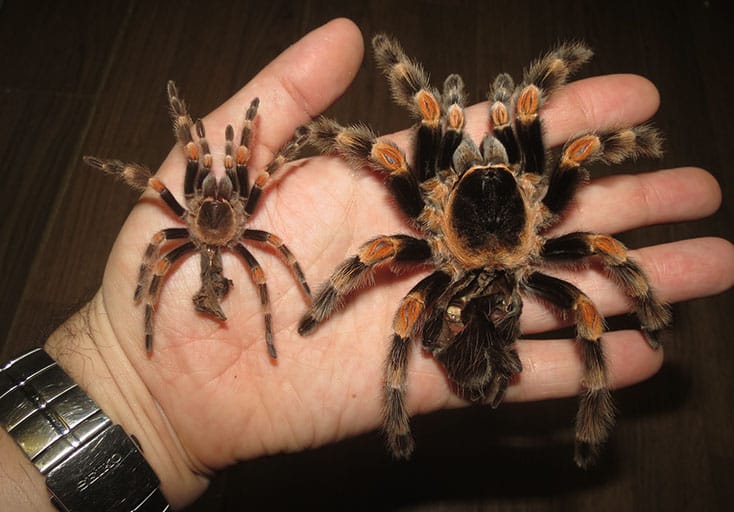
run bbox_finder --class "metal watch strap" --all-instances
[0,348,170,512]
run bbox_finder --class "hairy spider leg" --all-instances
[438,74,467,174]
[514,83,544,175]
[193,119,214,193]
[242,229,311,298]
[542,233,671,347]
[385,270,452,458]
[523,271,614,469]
[166,81,200,201]
[236,98,259,198]
[488,73,520,164]
[223,125,240,196]
[372,34,442,181]
[514,43,594,175]
[308,118,425,220]
[144,241,197,352]
[134,227,189,301]
[298,235,432,335]
[543,127,663,215]
[233,243,275,358]
[223,98,260,200]
[243,124,310,217]
[167,83,234,200]
[83,157,187,229]
[148,177,186,217]
[82,157,153,191]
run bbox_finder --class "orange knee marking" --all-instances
[266,233,283,246]
[490,102,510,127]
[185,141,199,160]
[254,173,268,188]
[394,293,424,338]
[592,235,628,264]
[564,135,601,164]
[155,258,171,274]
[417,90,440,123]
[236,145,250,165]
[372,143,407,173]
[576,296,604,341]
[202,154,213,169]
[252,266,265,285]
[149,178,166,193]
[360,238,396,263]
[447,104,464,130]
[152,231,166,244]
[517,85,540,117]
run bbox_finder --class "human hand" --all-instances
[40,17,733,509]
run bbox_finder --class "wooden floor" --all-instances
[1,0,732,510]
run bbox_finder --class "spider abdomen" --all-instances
[193,199,238,246]
[444,166,526,266]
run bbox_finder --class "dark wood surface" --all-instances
[1,1,732,510]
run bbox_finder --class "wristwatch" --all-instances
[0,348,170,511]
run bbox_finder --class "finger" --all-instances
[213,18,364,163]
[506,329,665,403]
[521,237,734,333]
[551,167,722,235]
[542,74,661,146]
[159,18,364,178]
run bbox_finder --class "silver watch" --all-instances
[0,348,170,511]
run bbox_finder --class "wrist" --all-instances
[0,426,52,511]
[43,292,208,509]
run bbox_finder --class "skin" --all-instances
[2,18,733,511]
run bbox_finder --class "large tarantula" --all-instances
[299,35,671,467]
[86,81,311,357]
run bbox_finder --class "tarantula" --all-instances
[299,35,671,467]
[85,81,311,357]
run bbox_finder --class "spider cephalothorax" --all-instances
[299,35,671,467]
[86,81,311,357]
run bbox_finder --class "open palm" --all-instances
[62,18,732,506]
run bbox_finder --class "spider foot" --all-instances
[384,386,415,459]
[574,440,601,470]
[642,326,669,350]
[387,431,415,460]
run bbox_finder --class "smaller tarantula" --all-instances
[86,81,311,356]
[299,35,671,467]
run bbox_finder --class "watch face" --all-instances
[46,424,161,511]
